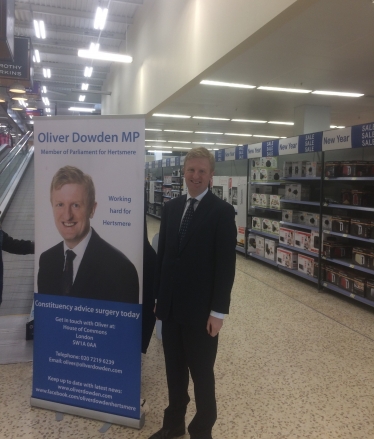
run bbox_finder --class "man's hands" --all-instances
[206,315,223,337]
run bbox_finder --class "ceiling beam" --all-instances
[15,3,133,26]
[15,21,127,42]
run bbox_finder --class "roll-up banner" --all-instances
[31,115,145,429]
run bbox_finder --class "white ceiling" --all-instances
[13,0,374,151]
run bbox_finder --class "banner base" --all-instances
[30,397,145,429]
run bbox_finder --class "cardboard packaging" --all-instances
[284,184,310,201]
[298,254,316,276]
[277,248,298,269]
[352,247,373,268]
[282,209,303,223]
[323,242,352,259]
[325,162,342,178]
[271,220,280,235]
[252,217,262,231]
[279,227,295,247]
[325,265,340,285]
[247,234,257,253]
[259,193,270,207]
[251,193,262,207]
[366,279,374,301]
[264,239,278,261]
[305,161,321,177]
[309,231,320,254]
[306,213,319,228]
[261,218,273,233]
[269,195,282,210]
[251,158,261,168]
[260,157,278,168]
[322,215,333,231]
[332,216,350,234]
[350,218,374,239]
[292,161,305,178]
[353,275,366,297]
[337,270,354,293]
[294,230,311,251]
[258,168,282,182]
[255,235,265,257]
[283,161,293,178]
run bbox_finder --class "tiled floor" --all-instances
[0,215,373,439]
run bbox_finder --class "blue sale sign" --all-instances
[32,294,142,420]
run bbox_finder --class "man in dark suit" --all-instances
[149,148,237,439]
[38,166,138,303]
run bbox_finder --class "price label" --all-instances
[350,293,355,298]
[323,282,327,287]
[349,264,354,268]
[352,177,357,181]
[343,234,347,237]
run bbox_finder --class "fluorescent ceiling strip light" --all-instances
[151,146,172,148]
[268,121,294,125]
[94,7,108,30]
[195,131,223,135]
[164,130,193,133]
[312,90,364,97]
[216,143,237,146]
[84,67,93,77]
[330,125,345,129]
[173,146,192,150]
[78,49,132,63]
[68,107,95,112]
[200,80,256,89]
[79,95,86,101]
[40,21,46,39]
[90,43,100,52]
[258,86,311,93]
[145,139,166,142]
[81,83,89,91]
[42,86,47,93]
[34,49,40,63]
[45,108,51,113]
[225,133,252,137]
[153,113,191,118]
[145,128,162,131]
[231,119,267,123]
[42,97,50,106]
[192,142,215,145]
[193,116,230,121]
[43,68,51,78]
[253,135,280,138]
[168,141,191,144]
[149,151,172,154]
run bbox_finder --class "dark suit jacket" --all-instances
[38,228,139,303]
[154,191,237,325]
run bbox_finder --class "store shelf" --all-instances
[281,199,320,206]
[248,252,277,266]
[278,243,318,258]
[248,229,279,240]
[325,177,374,181]
[171,189,181,192]
[236,246,246,254]
[278,265,319,283]
[280,221,319,232]
[250,205,281,212]
[323,230,374,244]
[162,195,171,198]
[251,182,284,186]
[323,282,374,308]
[154,190,163,193]
[322,257,374,276]
[163,183,172,186]
[283,177,321,181]
[323,203,374,212]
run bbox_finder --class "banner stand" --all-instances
[30,398,145,429]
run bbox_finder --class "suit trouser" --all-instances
[162,318,218,439]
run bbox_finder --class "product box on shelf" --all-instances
[297,211,309,224]
[325,265,340,285]
[323,242,352,259]
[163,187,172,197]
[271,220,280,235]
[264,239,278,261]
[310,230,320,254]
[251,158,261,168]
[351,190,374,207]
[322,215,333,231]
[282,209,303,223]
[259,193,270,207]
[350,218,374,239]
[341,161,369,178]
[366,279,374,301]
[353,275,366,297]
[283,162,293,178]
[251,193,262,207]
[332,216,350,234]
[251,168,260,181]
[261,218,273,234]
[252,217,262,231]
[305,162,321,177]
[337,270,354,293]
[255,235,265,257]
[279,227,295,247]
[325,162,341,178]
[247,234,256,253]
[298,254,316,277]
[294,230,311,251]
[284,184,310,201]
[269,195,282,210]
[277,248,298,269]
[292,161,305,178]
[260,157,278,168]
[352,247,373,268]
[305,213,319,228]
[258,168,282,182]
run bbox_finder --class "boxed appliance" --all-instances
[352,247,373,268]
[259,168,282,181]
[325,161,341,178]
[284,184,310,201]
[247,234,257,253]
[322,215,333,231]
[292,161,305,178]
[255,235,265,257]
[298,254,316,276]
[366,279,374,301]
[332,216,350,234]
[350,218,374,239]
[282,209,304,223]
[310,230,320,254]
[277,248,298,269]
[271,220,280,235]
[353,275,366,297]
[337,270,354,293]
[297,211,309,225]
[269,195,282,210]
[252,217,262,231]
[305,161,321,177]
[261,218,273,233]
[351,190,374,207]
[341,161,369,177]
[279,227,295,247]
[259,193,271,207]
[306,213,319,228]
[323,242,352,259]
[325,265,340,285]
[251,158,261,168]
[264,239,278,261]
[251,169,261,181]
[251,193,262,207]
[294,230,311,251]
[260,157,278,168]
[283,161,293,178]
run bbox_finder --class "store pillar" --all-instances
[293,105,331,136]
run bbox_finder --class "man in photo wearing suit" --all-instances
[38,166,139,303]
[149,147,237,439]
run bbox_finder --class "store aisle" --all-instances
[0,215,373,439]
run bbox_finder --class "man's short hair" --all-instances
[184,147,215,172]
[50,166,96,210]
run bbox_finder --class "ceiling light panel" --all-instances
[78,49,132,63]
[94,7,108,30]
[200,80,256,89]
[163,130,193,133]
[153,113,191,118]
[193,116,230,121]
[79,95,86,101]
[68,107,95,112]
[195,131,223,135]
[268,121,294,125]
[312,90,364,97]
[81,83,89,91]
[84,67,93,77]
[231,119,267,123]
[258,86,312,93]
[225,133,252,136]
